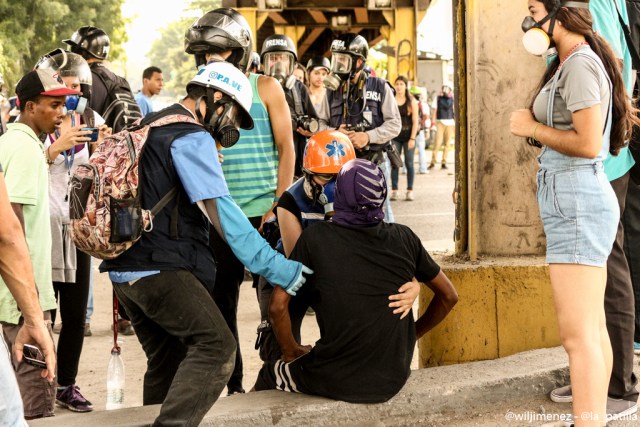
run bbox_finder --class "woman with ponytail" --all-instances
[510,1,640,425]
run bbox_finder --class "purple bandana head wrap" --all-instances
[332,158,387,227]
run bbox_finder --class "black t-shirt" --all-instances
[276,189,303,224]
[288,220,440,403]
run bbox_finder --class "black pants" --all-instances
[208,216,262,391]
[606,173,639,402]
[112,270,235,427]
[51,249,91,387]
[624,178,640,343]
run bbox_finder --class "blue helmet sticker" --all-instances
[325,139,346,159]
[208,71,243,92]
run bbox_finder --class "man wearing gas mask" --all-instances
[261,34,320,177]
[184,7,297,396]
[100,61,311,427]
[316,33,401,222]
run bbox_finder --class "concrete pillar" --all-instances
[465,0,547,257]
[418,0,560,367]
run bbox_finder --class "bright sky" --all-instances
[418,0,454,59]
[121,0,196,83]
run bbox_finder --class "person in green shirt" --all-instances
[0,68,80,419]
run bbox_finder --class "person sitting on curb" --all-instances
[255,158,458,403]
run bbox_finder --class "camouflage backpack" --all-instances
[69,112,201,259]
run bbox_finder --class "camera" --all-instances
[293,115,319,133]
[345,121,369,133]
[357,142,404,169]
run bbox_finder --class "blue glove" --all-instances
[285,265,314,296]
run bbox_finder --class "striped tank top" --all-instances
[221,73,279,217]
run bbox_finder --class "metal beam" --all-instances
[298,27,325,58]
[307,10,328,24]
[269,12,288,24]
[354,8,369,24]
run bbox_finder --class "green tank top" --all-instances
[220,73,278,217]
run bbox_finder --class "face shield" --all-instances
[36,48,92,111]
[263,52,294,79]
[330,53,353,75]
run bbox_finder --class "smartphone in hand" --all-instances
[22,344,47,369]
[80,127,99,143]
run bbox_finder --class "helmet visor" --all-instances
[35,49,92,85]
[330,53,353,74]
[188,14,250,52]
[263,52,294,77]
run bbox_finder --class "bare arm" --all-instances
[510,105,604,158]
[415,270,458,339]
[277,207,303,257]
[269,286,311,362]
[258,76,295,228]
[1,177,55,381]
[10,203,25,234]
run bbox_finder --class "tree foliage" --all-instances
[147,0,222,98]
[0,0,127,95]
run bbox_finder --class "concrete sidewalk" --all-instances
[31,347,569,426]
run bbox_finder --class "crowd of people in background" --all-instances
[4,1,640,427]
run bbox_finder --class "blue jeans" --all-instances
[379,157,394,223]
[112,270,236,427]
[416,130,427,173]
[0,331,27,426]
[391,140,416,190]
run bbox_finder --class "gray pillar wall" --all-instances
[465,0,547,257]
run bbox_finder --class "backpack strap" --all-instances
[143,110,202,236]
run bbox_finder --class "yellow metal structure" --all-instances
[236,4,425,84]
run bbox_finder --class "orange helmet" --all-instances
[303,130,356,174]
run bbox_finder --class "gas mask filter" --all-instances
[195,91,243,148]
[64,95,87,115]
[520,2,562,57]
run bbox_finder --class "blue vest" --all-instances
[273,178,329,254]
[436,95,454,120]
[327,76,387,129]
[101,104,216,292]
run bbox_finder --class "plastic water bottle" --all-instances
[106,350,125,410]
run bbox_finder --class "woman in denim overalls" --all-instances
[510,1,640,425]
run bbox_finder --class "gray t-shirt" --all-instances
[533,46,610,132]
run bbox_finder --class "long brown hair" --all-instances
[529,0,639,155]
[395,75,412,115]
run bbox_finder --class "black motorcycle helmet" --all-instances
[329,33,369,76]
[260,34,298,62]
[184,8,253,71]
[64,26,111,60]
[306,56,330,72]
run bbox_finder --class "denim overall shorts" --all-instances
[536,52,618,267]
